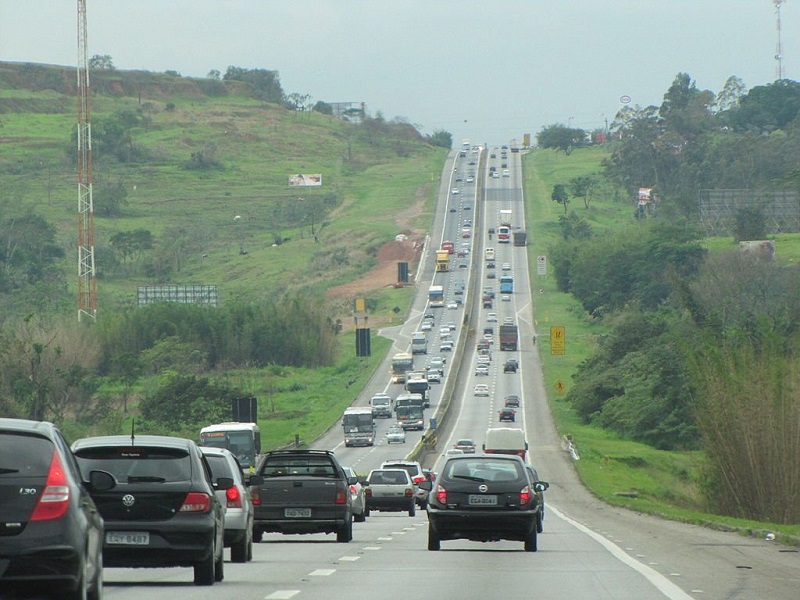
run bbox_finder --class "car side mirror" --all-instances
[534,481,549,493]
[418,480,432,491]
[347,476,358,485]
[87,470,116,492]
[215,476,234,491]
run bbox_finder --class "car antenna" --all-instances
[130,419,136,446]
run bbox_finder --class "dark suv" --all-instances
[72,434,231,586]
[0,418,110,600]
[421,455,548,551]
[503,359,519,373]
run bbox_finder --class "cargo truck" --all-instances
[411,331,428,355]
[499,323,518,351]
[513,231,527,246]
[391,352,414,383]
[435,250,450,272]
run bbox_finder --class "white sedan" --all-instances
[474,384,490,397]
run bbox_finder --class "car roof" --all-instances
[73,434,195,450]
[0,418,58,435]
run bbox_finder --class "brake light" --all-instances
[519,485,532,506]
[335,487,348,505]
[412,475,425,484]
[226,485,242,508]
[435,484,447,505]
[250,486,261,506]
[180,492,212,513]
[30,452,70,522]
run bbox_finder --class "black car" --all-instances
[0,418,110,600]
[504,395,521,408]
[72,434,232,586]
[503,359,519,373]
[422,455,548,551]
[499,408,516,422]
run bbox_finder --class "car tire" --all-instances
[214,543,224,582]
[336,518,353,543]
[427,524,441,551]
[252,528,263,543]
[524,528,538,552]
[537,513,544,534]
[59,558,88,600]
[87,553,103,600]
[408,501,416,517]
[354,509,366,523]
[364,507,370,517]
[194,552,216,586]
[231,532,249,563]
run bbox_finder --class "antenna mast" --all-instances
[774,0,786,80]
[77,0,97,321]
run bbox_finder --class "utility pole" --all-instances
[774,0,786,80]
[77,0,97,321]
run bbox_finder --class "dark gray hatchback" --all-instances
[0,418,108,600]
[72,434,231,586]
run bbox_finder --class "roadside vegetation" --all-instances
[525,73,800,538]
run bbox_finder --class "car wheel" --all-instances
[364,507,370,517]
[252,528,263,543]
[194,552,215,586]
[214,543,224,582]
[537,513,544,534]
[354,508,366,523]
[336,517,353,543]
[231,532,249,563]
[418,499,427,510]
[427,524,441,551]
[408,501,416,517]
[524,528,538,552]
[59,558,88,600]
[87,552,103,600]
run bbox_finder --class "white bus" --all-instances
[428,285,445,308]
[200,422,261,470]
[342,406,376,447]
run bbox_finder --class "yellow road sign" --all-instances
[550,326,566,355]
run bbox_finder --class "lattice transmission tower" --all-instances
[774,0,787,80]
[77,0,97,321]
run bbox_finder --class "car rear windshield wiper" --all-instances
[452,475,486,482]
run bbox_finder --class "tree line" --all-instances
[543,73,800,523]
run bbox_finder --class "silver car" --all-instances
[200,446,254,563]
[342,466,367,522]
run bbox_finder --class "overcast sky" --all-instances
[1,1,797,145]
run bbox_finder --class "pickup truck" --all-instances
[364,469,416,516]
[249,450,356,543]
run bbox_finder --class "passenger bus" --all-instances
[200,422,261,470]
[342,407,376,447]
[497,226,511,243]
[428,284,445,308]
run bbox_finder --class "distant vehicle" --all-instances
[364,469,416,516]
[200,422,261,472]
[504,359,519,373]
[475,364,490,376]
[492,172,500,179]
[451,188,460,195]
[500,275,514,294]
[502,263,512,271]
[386,424,406,444]
[441,240,455,254]
[503,169,510,177]
[439,340,454,352]
[485,247,496,261]
[513,230,527,246]
[504,395,521,407]
[421,320,432,331]
[474,384,490,397]
[454,438,477,453]
[499,408,516,422]
[342,406,376,447]
[411,331,428,355]
[497,225,511,242]
[499,324,518,351]
[427,369,441,383]
[429,284,445,308]
[391,352,415,384]
[483,427,528,459]
[487,271,496,279]
[370,393,393,418]
[487,313,498,322]
[379,459,428,508]
[502,295,511,302]
[445,449,464,457]
[0,418,107,599]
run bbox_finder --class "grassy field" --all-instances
[522,147,800,541]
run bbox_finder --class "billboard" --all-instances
[137,285,219,307]
[289,173,322,187]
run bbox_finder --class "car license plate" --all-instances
[106,531,149,545]
[468,495,497,506]
[285,508,311,518]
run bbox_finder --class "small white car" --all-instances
[502,263,512,271]
[421,321,432,331]
[439,341,454,352]
[446,302,459,310]
[446,322,457,331]
[502,295,511,302]
[474,384,490,397]
[451,188,460,195]
[386,425,406,444]
[475,364,490,376]
[444,449,464,457]
[487,313,498,322]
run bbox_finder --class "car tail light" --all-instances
[30,452,70,522]
[180,492,212,513]
[412,475,425,484]
[250,486,261,506]
[435,484,447,505]
[519,485,532,506]
[335,487,348,505]
[226,485,243,508]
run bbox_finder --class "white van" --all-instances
[483,427,528,459]
[484,247,495,261]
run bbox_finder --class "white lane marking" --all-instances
[362,546,382,550]
[309,569,336,576]
[265,591,301,600]
[339,556,361,562]
[549,505,694,600]
[377,536,393,541]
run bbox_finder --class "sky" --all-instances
[1,1,798,146]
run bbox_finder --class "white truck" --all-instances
[483,427,528,460]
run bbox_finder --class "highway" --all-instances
[101,146,799,600]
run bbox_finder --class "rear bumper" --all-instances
[102,517,216,568]
[366,497,413,511]
[427,507,537,542]
[253,507,350,535]
[0,543,83,586]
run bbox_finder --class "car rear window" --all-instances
[444,459,523,482]
[204,454,234,479]
[0,432,53,477]
[382,463,420,478]
[368,470,408,485]
[74,446,192,483]
[261,457,337,477]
